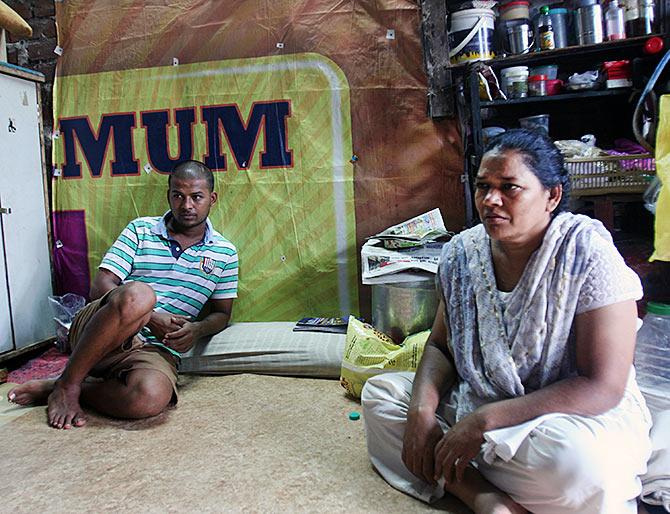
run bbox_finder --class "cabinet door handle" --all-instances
[0,207,11,214]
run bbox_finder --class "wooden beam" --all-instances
[0,61,46,83]
[419,0,454,118]
[0,28,6,62]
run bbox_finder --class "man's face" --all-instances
[167,176,217,230]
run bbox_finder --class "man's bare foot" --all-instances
[46,382,86,429]
[7,379,56,406]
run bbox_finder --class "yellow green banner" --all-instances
[52,53,359,320]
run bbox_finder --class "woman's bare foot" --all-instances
[445,466,527,514]
[7,379,56,405]
[47,382,86,429]
[473,491,527,514]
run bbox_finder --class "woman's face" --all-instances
[474,149,561,246]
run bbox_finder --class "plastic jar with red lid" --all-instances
[528,74,548,96]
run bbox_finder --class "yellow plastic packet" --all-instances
[651,95,670,261]
[339,316,429,398]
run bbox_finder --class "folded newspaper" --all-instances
[361,209,451,285]
[366,208,452,249]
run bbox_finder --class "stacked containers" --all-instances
[498,0,534,55]
[501,66,530,97]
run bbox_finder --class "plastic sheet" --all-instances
[47,293,86,353]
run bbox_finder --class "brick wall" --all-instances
[5,0,57,171]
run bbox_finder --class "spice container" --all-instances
[512,80,529,98]
[528,74,548,96]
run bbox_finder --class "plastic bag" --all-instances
[644,175,663,215]
[339,316,429,398]
[48,293,86,353]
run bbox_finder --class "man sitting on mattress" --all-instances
[8,160,238,429]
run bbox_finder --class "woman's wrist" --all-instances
[472,403,497,433]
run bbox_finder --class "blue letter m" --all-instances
[202,101,293,171]
[59,114,139,178]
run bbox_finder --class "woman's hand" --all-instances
[402,407,444,485]
[434,409,487,484]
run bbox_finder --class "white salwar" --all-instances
[362,214,653,513]
[363,371,651,513]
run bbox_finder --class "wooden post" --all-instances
[419,0,454,118]
[0,29,7,62]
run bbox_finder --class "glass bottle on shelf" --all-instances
[537,5,556,50]
[639,0,657,34]
[623,0,640,35]
[605,0,627,39]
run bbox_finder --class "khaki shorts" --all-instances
[69,290,179,402]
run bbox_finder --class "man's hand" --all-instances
[402,407,444,485]
[433,410,487,484]
[147,312,190,342]
[163,321,202,353]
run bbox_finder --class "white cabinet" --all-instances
[0,63,54,355]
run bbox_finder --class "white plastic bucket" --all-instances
[448,8,496,64]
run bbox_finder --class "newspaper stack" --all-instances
[361,209,453,285]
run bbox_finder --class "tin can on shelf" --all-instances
[576,0,604,44]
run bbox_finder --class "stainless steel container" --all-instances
[505,20,535,54]
[576,1,604,44]
[371,279,439,344]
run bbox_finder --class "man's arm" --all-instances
[162,298,233,353]
[93,267,189,343]
[90,268,122,300]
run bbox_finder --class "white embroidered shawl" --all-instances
[438,213,643,421]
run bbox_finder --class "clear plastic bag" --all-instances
[48,293,86,353]
[644,175,663,215]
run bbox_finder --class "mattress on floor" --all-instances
[180,322,345,379]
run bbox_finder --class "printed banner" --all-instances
[52,54,359,320]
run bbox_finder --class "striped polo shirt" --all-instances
[99,213,238,354]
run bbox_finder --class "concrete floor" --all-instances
[0,374,469,513]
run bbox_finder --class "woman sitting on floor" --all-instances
[362,129,652,513]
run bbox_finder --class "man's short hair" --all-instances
[169,160,214,192]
